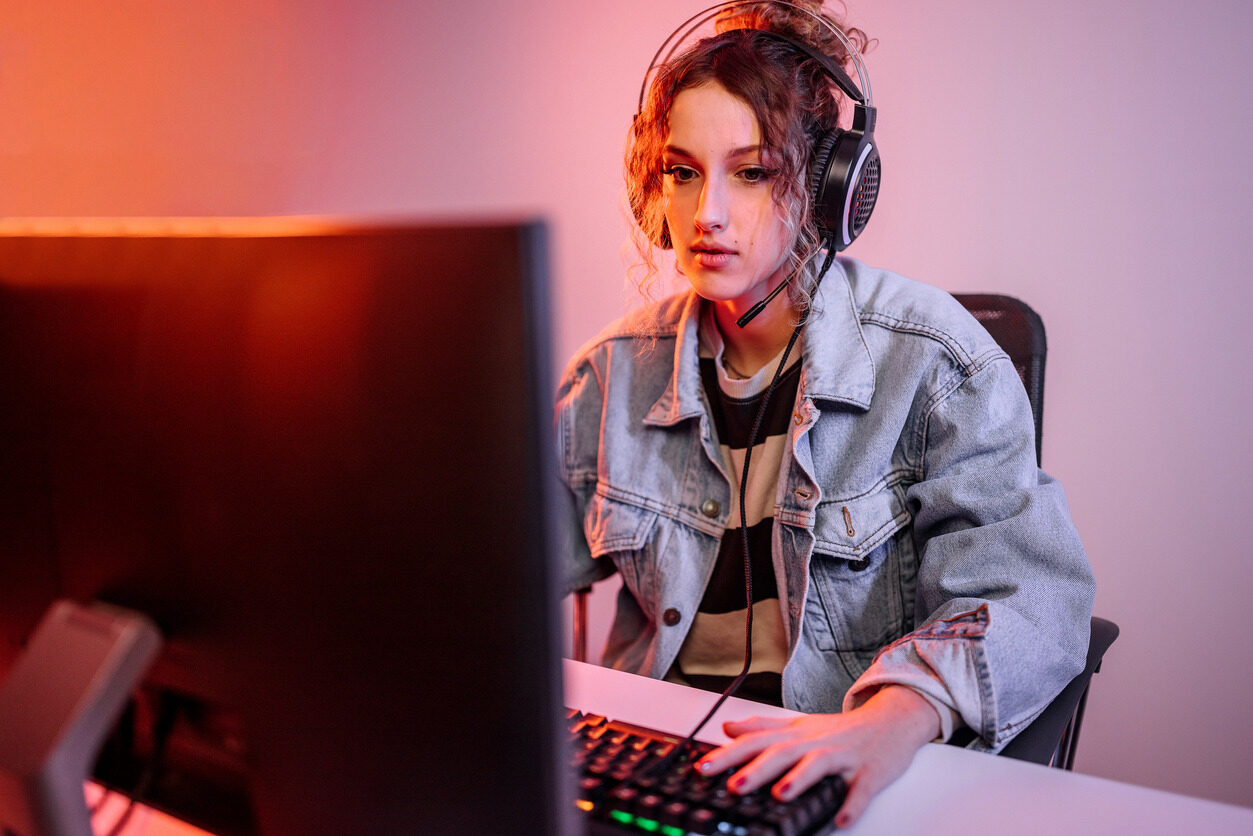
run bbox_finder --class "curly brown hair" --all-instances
[625,1,871,308]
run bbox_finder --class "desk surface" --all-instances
[101,659,1253,835]
[565,659,1253,836]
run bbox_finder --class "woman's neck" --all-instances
[711,297,800,379]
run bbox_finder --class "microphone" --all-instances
[735,276,793,328]
[736,243,837,329]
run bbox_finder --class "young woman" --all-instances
[556,1,1094,826]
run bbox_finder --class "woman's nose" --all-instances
[694,178,728,232]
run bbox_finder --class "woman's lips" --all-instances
[692,245,735,269]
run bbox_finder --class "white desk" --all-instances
[94,659,1253,835]
[565,659,1253,835]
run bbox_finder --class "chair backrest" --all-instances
[952,293,1116,769]
[952,294,1047,465]
[998,616,1119,768]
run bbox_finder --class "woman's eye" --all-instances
[662,166,697,183]
[738,167,772,183]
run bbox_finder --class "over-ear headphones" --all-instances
[632,0,880,252]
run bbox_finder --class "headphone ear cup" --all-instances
[809,131,843,242]
[846,141,880,245]
[810,129,881,251]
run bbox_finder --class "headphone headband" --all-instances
[636,0,873,116]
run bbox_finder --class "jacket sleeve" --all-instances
[842,355,1095,750]
[554,354,617,594]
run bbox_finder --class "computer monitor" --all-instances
[0,218,575,835]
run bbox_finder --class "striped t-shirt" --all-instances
[672,313,802,706]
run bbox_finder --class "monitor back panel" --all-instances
[0,219,573,835]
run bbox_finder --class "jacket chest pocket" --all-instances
[583,492,660,608]
[806,486,912,655]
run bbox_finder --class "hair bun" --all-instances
[715,0,870,69]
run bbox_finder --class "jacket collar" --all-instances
[799,258,876,410]
[644,257,875,426]
[643,292,707,426]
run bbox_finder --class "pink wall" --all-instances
[3,0,1251,809]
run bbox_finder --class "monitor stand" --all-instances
[0,601,161,836]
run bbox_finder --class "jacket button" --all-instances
[849,558,870,572]
[663,608,682,626]
[700,499,721,518]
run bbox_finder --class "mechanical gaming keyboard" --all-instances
[569,709,847,836]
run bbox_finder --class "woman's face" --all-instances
[662,81,793,312]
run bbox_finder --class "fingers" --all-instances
[828,749,910,828]
[699,719,895,830]
[696,728,786,777]
[722,714,793,737]
[696,715,796,776]
[757,745,876,830]
[726,745,801,793]
[772,748,840,801]
[834,771,875,829]
[706,732,836,795]
[698,715,842,789]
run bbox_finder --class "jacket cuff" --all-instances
[842,606,992,745]
[842,666,962,742]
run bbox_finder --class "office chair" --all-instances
[953,294,1118,769]
[570,293,1118,770]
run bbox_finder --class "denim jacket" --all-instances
[555,258,1095,750]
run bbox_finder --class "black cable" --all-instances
[643,244,838,776]
[735,274,793,328]
[101,692,181,836]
